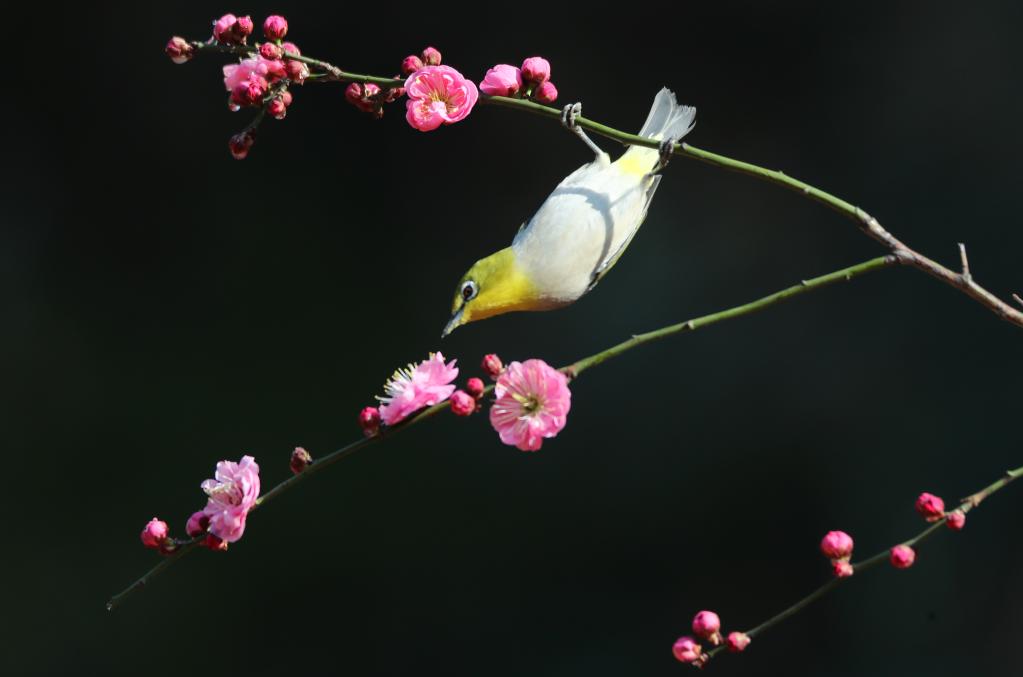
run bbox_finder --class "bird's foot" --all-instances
[657,136,678,171]
[561,102,582,130]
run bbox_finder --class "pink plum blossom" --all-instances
[213,14,238,43]
[404,65,478,132]
[489,359,571,451]
[201,455,261,543]
[378,353,459,425]
[479,64,523,97]
[223,56,285,101]
[520,56,551,84]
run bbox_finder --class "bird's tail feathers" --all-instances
[617,88,695,173]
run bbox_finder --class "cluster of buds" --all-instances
[916,490,965,530]
[820,530,855,578]
[212,13,255,45]
[450,376,486,416]
[479,56,559,104]
[673,610,750,668]
[343,46,442,118]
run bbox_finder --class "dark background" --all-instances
[4,2,1021,675]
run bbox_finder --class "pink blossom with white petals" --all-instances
[201,455,261,543]
[404,65,478,132]
[479,64,523,97]
[489,359,571,451]
[378,353,459,425]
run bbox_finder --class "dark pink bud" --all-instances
[268,97,287,119]
[832,560,854,578]
[140,518,169,549]
[185,511,209,537]
[465,377,485,399]
[212,14,238,43]
[915,492,945,522]
[421,46,442,66]
[228,131,255,160]
[725,632,751,653]
[165,36,194,64]
[204,534,229,551]
[692,610,722,645]
[246,77,268,103]
[820,530,854,560]
[290,446,313,474]
[280,41,301,57]
[358,406,381,436]
[230,84,251,107]
[482,354,504,379]
[401,55,424,75]
[286,59,309,84]
[889,544,916,569]
[520,56,551,84]
[344,82,364,106]
[263,15,288,41]
[235,15,254,38]
[946,509,966,531]
[260,42,283,60]
[533,81,558,104]
[450,390,475,417]
[281,90,293,107]
[671,636,704,665]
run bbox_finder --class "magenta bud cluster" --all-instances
[673,610,749,667]
[479,56,559,105]
[820,529,855,577]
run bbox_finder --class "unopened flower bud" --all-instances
[165,37,194,64]
[140,518,169,549]
[246,77,268,103]
[725,632,751,653]
[290,446,313,474]
[479,64,522,97]
[204,533,229,551]
[421,46,442,66]
[889,544,916,569]
[401,55,424,75]
[482,353,504,379]
[915,492,945,522]
[345,82,364,106]
[260,42,283,60]
[672,636,704,665]
[820,530,854,561]
[228,131,255,160]
[213,14,238,43]
[268,96,287,119]
[832,560,854,578]
[281,41,301,57]
[263,15,288,41]
[533,81,558,104]
[281,90,293,107]
[359,406,381,436]
[450,390,475,416]
[235,15,254,38]
[465,377,485,399]
[186,510,209,537]
[946,509,966,531]
[692,610,722,645]
[286,60,309,84]
[520,56,551,84]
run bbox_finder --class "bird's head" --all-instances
[442,247,541,337]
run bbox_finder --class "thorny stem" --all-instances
[108,255,893,609]
[192,39,1023,329]
[703,466,1023,663]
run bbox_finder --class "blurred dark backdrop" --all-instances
[3,2,1021,675]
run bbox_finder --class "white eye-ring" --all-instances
[461,280,478,302]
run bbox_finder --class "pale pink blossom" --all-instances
[915,492,945,522]
[378,353,459,425]
[520,56,551,84]
[185,510,209,537]
[820,530,854,560]
[692,610,722,645]
[201,455,261,543]
[213,13,238,43]
[479,64,523,97]
[223,56,285,93]
[889,544,916,569]
[726,632,751,653]
[534,81,558,104]
[672,636,703,664]
[404,65,478,132]
[946,509,966,531]
[489,359,571,451]
[140,518,169,549]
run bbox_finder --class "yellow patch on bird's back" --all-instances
[614,146,658,177]
[456,247,543,326]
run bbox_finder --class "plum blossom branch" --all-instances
[108,254,893,609]
[685,465,1023,667]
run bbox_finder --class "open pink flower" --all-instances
[378,353,459,425]
[489,359,571,451]
[404,65,478,132]
[223,56,286,93]
[201,455,260,543]
[479,64,523,97]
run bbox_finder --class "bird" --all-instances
[442,88,696,337]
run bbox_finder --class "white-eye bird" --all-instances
[443,88,696,337]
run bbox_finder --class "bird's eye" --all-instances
[461,280,478,302]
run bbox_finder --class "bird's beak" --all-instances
[441,306,464,338]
